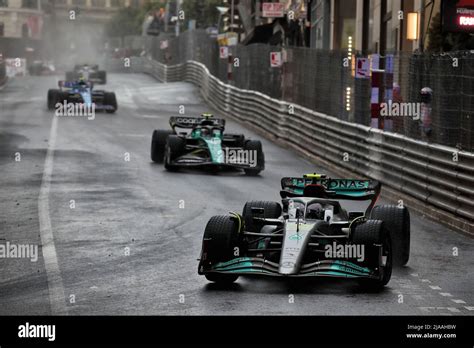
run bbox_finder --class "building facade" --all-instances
[50,0,149,35]
[310,0,441,53]
[0,0,150,38]
[236,0,441,52]
[0,0,44,39]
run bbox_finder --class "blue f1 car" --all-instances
[47,79,117,113]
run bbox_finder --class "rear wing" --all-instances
[169,116,225,130]
[74,64,98,70]
[280,177,381,201]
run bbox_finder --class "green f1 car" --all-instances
[151,114,265,175]
[198,173,410,290]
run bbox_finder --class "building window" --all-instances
[0,22,4,37]
[72,0,86,7]
[130,0,140,7]
[0,0,8,8]
[92,0,106,7]
[111,0,125,7]
[381,0,394,53]
[334,0,357,50]
[22,0,38,9]
[22,23,29,37]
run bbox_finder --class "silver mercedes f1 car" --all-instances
[198,173,410,290]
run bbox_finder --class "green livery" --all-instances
[151,114,265,175]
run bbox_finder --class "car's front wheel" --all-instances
[371,205,410,266]
[351,220,392,291]
[47,89,60,110]
[201,215,241,284]
[151,130,173,163]
[164,135,185,171]
[104,92,117,113]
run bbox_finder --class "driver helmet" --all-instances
[200,127,210,136]
[306,203,324,220]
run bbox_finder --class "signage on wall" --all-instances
[262,3,285,18]
[355,58,370,79]
[442,0,474,32]
[220,46,229,59]
[160,40,169,50]
[270,52,282,67]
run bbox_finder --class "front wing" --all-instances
[64,95,115,111]
[199,257,381,279]
[170,152,258,169]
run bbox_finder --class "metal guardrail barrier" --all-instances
[0,59,6,87]
[110,57,474,233]
[124,31,474,151]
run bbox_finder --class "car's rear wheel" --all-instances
[151,130,173,163]
[371,205,410,266]
[65,71,76,81]
[47,89,59,110]
[225,133,245,147]
[164,135,185,171]
[97,70,107,84]
[242,201,282,232]
[243,140,264,176]
[201,215,241,283]
[104,92,117,113]
[351,220,392,291]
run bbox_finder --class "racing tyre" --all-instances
[243,140,264,176]
[151,130,173,163]
[202,215,241,283]
[65,71,76,81]
[351,220,392,290]
[371,205,410,266]
[225,133,245,147]
[164,135,185,171]
[104,92,117,113]
[97,71,107,84]
[47,89,60,110]
[242,201,282,232]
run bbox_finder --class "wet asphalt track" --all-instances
[0,74,473,315]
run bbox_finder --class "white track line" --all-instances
[38,115,67,315]
[451,299,466,304]
[439,292,453,297]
